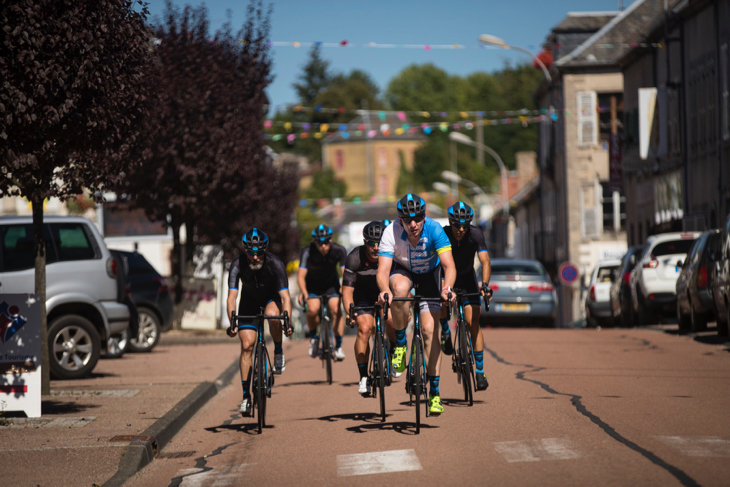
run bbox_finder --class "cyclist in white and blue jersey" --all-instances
[377,194,457,415]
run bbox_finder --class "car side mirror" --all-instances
[676,260,683,268]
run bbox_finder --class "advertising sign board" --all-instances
[0,294,41,418]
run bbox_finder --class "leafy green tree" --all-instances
[0,0,154,392]
[292,45,332,106]
[302,169,346,200]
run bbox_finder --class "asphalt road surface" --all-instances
[127,327,730,486]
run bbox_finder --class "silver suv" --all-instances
[0,216,130,379]
[630,231,700,324]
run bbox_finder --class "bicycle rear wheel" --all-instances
[458,320,473,406]
[413,338,423,434]
[323,316,333,384]
[375,331,386,422]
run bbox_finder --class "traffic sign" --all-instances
[558,262,580,286]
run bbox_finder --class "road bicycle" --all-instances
[349,295,391,422]
[450,285,492,406]
[384,293,448,435]
[229,309,291,434]
[306,294,340,384]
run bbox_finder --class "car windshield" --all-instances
[652,240,696,257]
[491,263,545,276]
[597,266,618,282]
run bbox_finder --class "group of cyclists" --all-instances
[227,193,492,418]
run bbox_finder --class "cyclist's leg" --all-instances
[238,327,257,394]
[388,267,413,374]
[305,295,321,334]
[327,292,344,345]
[415,267,445,409]
[354,311,374,394]
[264,299,286,373]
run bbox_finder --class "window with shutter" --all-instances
[577,91,598,147]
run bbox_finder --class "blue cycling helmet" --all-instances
[448,202,474,225]
[363,221,384,242]
[382,219,391,227]
[312,224,333,242]
[242,228,269,251]
[396,194,426,218]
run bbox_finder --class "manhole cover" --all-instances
[159,451,197,459]
[109,435,155,443]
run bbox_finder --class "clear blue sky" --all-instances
[145,0,629,112]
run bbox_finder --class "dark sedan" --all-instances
[111,250,174,352]
[609,245,643,327]
[676,229,721,332]
[479,258,558,328]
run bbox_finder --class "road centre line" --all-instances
[494,438,583,463]
[654,437,730,457]
[337,449,422,477]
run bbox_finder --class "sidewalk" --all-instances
[0,330,242,487]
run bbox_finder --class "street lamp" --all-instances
[433,181,476,207]
[479,34,552,87]
[448,131,509,209]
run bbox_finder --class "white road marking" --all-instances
[51,389,140,397]
[654,436,730,457]
[176,464,253,487]
[494,438,584,463]
[337,449,422,477]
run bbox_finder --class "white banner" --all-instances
[639,87,657,160]
[0,294,41,418]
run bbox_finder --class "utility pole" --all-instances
[362,99,374,194]
[476,117,485,167]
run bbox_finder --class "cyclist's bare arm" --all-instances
[297,267,308,306]
[439,250,457,302]
[478,251,491,297]
[377,255,394,304]
[342,285,355,326]
[278,288,294,336]
[227,289,239,336]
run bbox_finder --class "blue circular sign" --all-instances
[559,262,579,285]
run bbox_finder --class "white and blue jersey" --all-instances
[378,217,452,274]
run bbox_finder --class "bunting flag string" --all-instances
[264,114,555,144]
[264,41,665,50]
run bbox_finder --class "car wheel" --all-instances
[720,305,730,337]
[104,330,128,359]
[128,307,161,353]
[676,300,691,331]
[637,299,653,326]
[48,314,101,380]
[690,302,708,333]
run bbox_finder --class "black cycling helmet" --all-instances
[448,201,474,225]
[241,228,269,252]
[396,193,426,219]
[311,224,333,242]
[363,221,384,242]
[383,219,392,227]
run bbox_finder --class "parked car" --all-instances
[609,245,644,327]
[585,260,621,327]
[629,231,700,325]
[0,216,129,379]
[479,258,558,328]
[110,250,173,352]
[712,213,730,336]
[676,230,722,332]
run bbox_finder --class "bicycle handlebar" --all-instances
[348,299,384,327]
[383,293,451,321]
[228,310,292,335]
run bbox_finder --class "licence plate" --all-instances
[499,303,530,312]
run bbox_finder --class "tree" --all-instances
[302,169,346,201]
[0,0,154,393]
[292,44,332,106]
[121,1,298,292]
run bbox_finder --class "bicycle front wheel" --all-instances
[375,331,386,422]
[413,338,423,434]
[458,320,473,406]
[323,317,333,384]
[257,342,266,433]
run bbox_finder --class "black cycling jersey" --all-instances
[228,252,289,302]
[443,225,488,276]
[299,241,347,288]
[342,246,380,297]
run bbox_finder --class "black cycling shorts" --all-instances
[454,270,481,307]
[307,281,341,298]
[352,288,379,317]
[237,296,282,331]
[390,262,442,313]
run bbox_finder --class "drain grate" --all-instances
[109,435,155,443]
[158,451,197,459]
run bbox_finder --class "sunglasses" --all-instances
[316,239,332,245]
[246,249,263,257]
[401,214,425,224]
[452,223,469,230]
[365,240,380,248]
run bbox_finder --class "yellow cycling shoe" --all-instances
[429,395,444,414]
[391,345,407,374]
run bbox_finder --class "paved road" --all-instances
[127,328,730,486]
